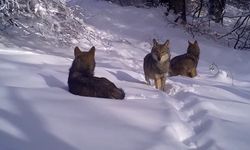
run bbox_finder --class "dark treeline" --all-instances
[107,0,250,50]
[0,0,249,49]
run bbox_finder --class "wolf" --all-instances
[169,40,200,78]
[143,39,171,91]
[68,46,125,100]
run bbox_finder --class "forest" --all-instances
[0,0,249,50]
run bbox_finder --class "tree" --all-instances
[0,0,87,46]
[0,0,19,29]
[105,0,160,7]
[220,14,250,50]
[208,0,226,23]
[161,0,187,23]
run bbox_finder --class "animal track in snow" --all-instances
[166,84,217,150]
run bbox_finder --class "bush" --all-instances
[0,0,87,46]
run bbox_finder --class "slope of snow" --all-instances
[0,0,250,150]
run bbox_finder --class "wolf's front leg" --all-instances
[145,76,151,85]
[160,76,166,91]
[154,78,161,90]
[190,68,197,77]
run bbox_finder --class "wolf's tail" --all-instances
[111,88,125,100]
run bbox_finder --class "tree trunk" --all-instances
[209,0,226,23]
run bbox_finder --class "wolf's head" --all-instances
[187,40,200,59]
[151,39,170,63]
[72,46,96,76]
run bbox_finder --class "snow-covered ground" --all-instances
[1,0,250,150]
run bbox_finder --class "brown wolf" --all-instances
[169,40,200,78]
[68,46,125,100]
[143,39,171,91]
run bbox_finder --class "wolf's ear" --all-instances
[153,39,158,47]
[89,46,95,56]
[194,40,198,45]
[74,46,81,57]
[164,40,170,47]
[188,40,192,45]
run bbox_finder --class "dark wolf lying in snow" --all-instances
[68,46,125,100]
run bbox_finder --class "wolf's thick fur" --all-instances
[143,39,171,91]
[68,46,125,100]
[169,40,200,78]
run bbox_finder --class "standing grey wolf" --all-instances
[68,46,125,100]
[143,39,171,91]
[169,40,200,78]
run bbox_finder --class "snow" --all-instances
[1,0,250,150]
